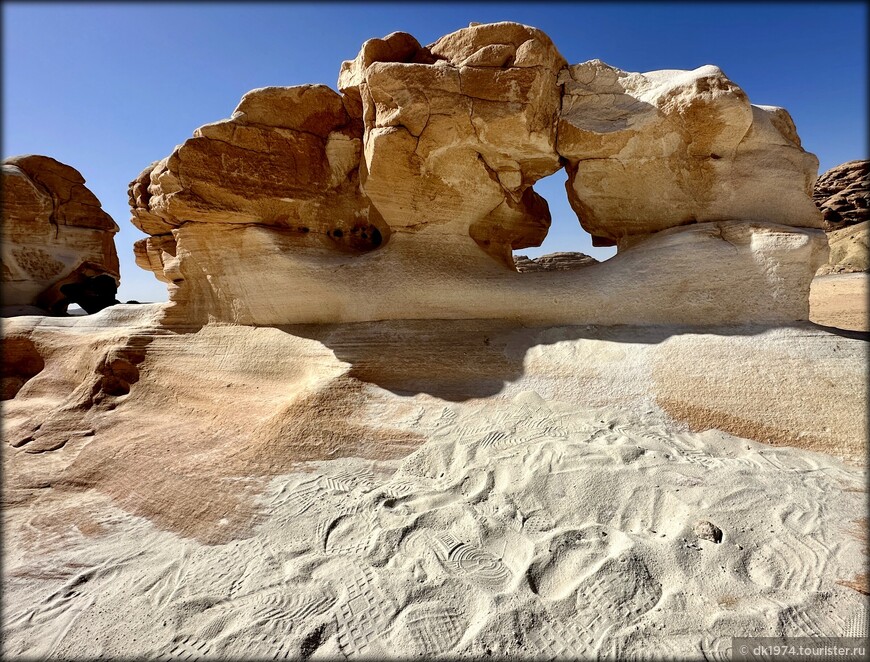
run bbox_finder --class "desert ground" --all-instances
[2,298,867,659]
[810,272,869,332]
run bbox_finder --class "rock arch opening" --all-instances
[512,169,616,273]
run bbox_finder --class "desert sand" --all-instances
[2,305,867,659]
[810,272,869,332]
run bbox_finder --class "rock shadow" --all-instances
[275,320,832,402]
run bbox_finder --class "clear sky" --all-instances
[3,2,867,303]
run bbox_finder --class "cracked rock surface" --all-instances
[127,21,828,326]
[1,155,120,314]
[557,60,822,247]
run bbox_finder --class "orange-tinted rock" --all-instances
[1,155,120,314]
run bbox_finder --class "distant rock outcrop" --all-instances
[513,252,598,272]
[817,221,869,275]
[2,155,120,314]
[814,160,869,231]
[813,160,868,275]
[129,21,827,327]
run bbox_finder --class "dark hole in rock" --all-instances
[710,153,722,159]
[100,376,131,397]
[58,274,119,314]
[370,227,382,247]
[300,226,310,233]
[327,223,384,252]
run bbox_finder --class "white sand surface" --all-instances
[2,308,867,659]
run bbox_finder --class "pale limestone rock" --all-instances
[340,22,566,265]
[557,61,823,246]
[144,220,826,327]
[130,23,827,327]
[1,155,120,314]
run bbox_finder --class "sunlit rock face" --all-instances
[812,160,868,275]
[557,61,823,248]
[130,21,826,327]
[338,23,566,266]
[1,155,120,314]
[129,84,386,247]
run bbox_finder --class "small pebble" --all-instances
[694,520,723,543]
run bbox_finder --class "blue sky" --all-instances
[3,2,867,303]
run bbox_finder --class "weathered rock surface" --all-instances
[814,160,869,231]
[558,61,823,247]
[130,22,826,327]
[513,252,598,272]
[129,84,384,245]
[338,23,566,265]
[812,160,868,275]
[817,221,869,275]
[141,220,826,326]
[2,155,120,314]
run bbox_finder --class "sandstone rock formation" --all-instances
[813,160,868,275]
[338,24,565,264]
[814,160,869,231]
[513,252,598,272]
[2,155,120,314]
[557,61,823,248]
[130,22,826,327]
[817,221,869,275]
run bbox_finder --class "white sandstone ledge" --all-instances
[148,220,828,326]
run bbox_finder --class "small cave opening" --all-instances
[323,205,390,254]
[512,170,616,273]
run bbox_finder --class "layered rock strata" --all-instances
[513,252,598,272]
[130,22,826,326]
[814,160,869,231]
[2,155,120,314]
[813,160,868,275]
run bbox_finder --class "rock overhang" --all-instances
[127,21,827,327]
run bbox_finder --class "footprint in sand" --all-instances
[778,599,851,638]
[324,510,380,557]
[527,525,627,602]
[431,532,513,592]
[334,563,396,658]
[390,601,467,656]
[163,635,215,660]
[574,552,662,628]
[527,615,598,660]
[744,533,829,593]
[212,584,338,659]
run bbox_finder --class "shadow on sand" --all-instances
[273,320,867,402]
